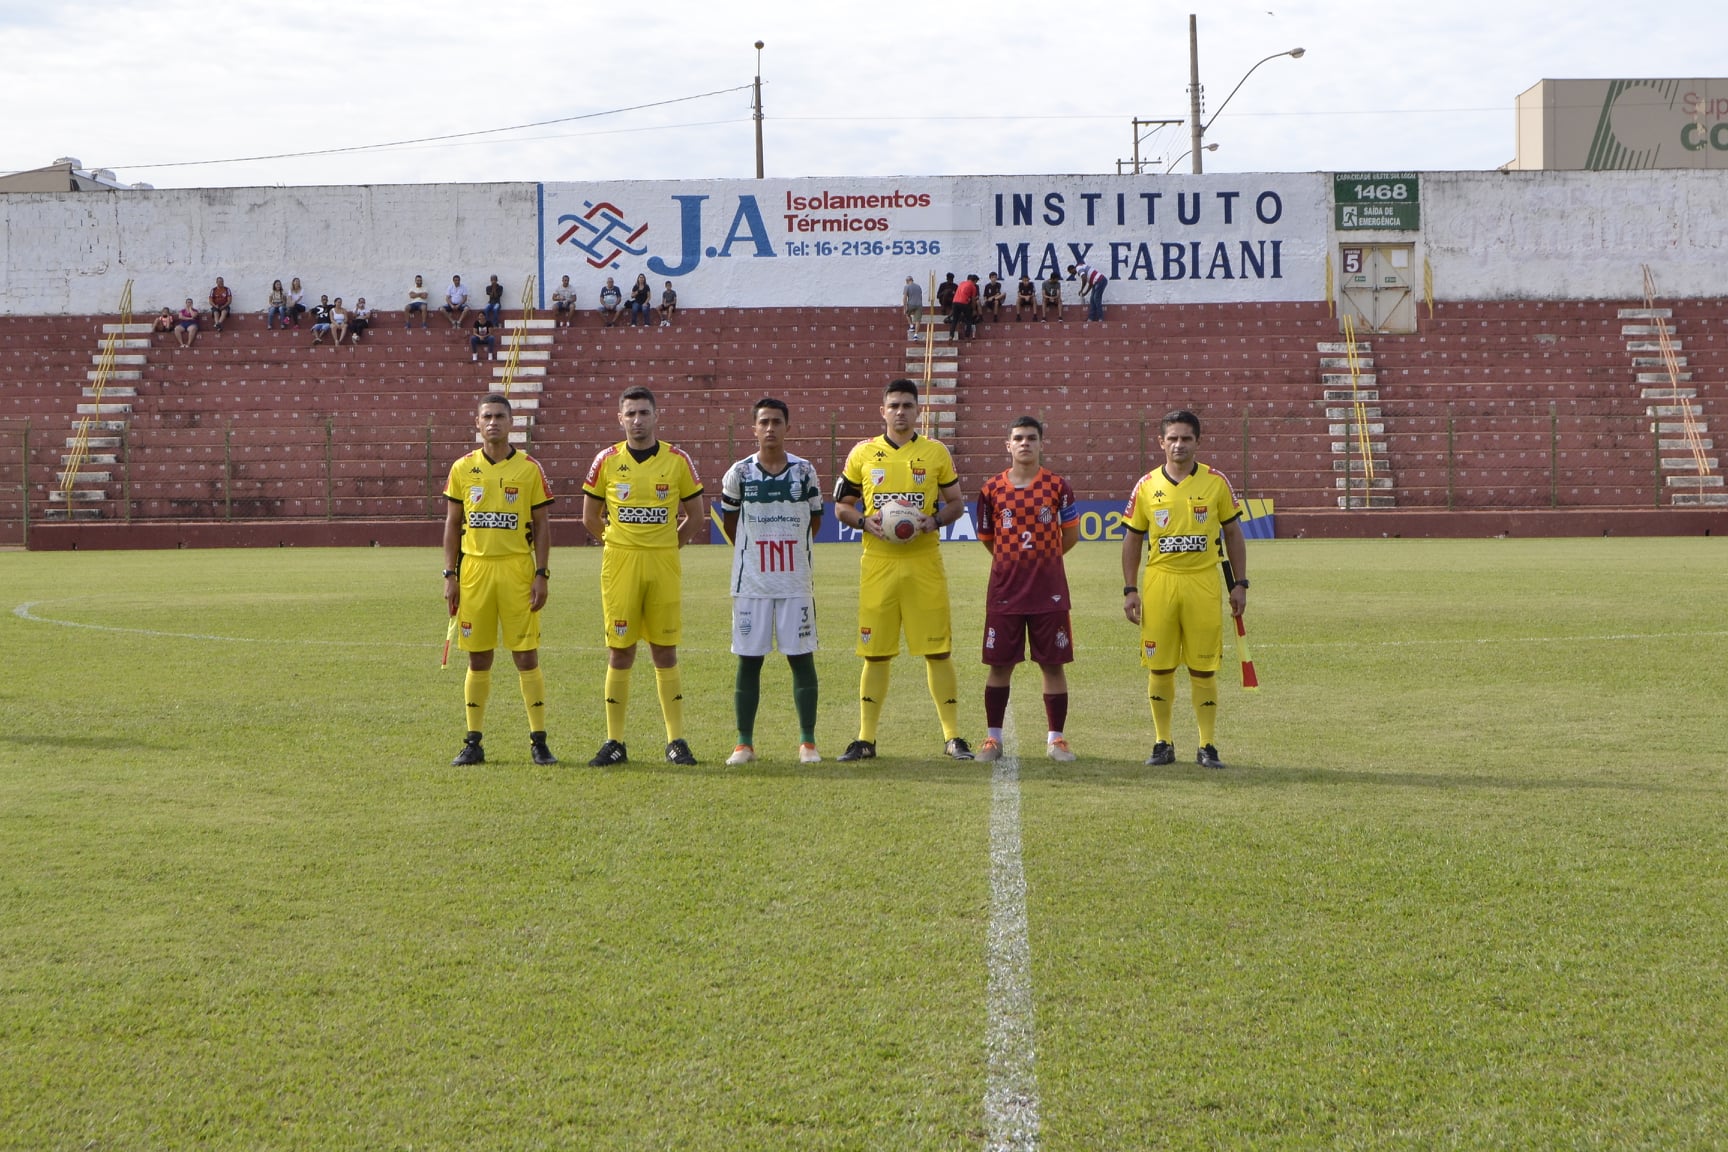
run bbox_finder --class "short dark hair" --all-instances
[1010,415,1044,438]
[754,397,790,424]
[478,393,511,414]
[619,385,657,410]
[885,378,919,402]
[1161,409,1202,438]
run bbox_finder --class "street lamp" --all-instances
[752,40,766,179]
[1165,143,1218,173]
[1187,13,1304,173]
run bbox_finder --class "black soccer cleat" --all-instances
[588,739,628,767]
[1145,741,1176,766]
[1196,744,1226,770]
[945,737,976,761]
[837,739,876,762]
[451,732,485,767]
[529,732,558,766]
[665,738,698,766]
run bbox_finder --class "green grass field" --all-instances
[3,538,1726,1149]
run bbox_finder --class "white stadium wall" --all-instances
[0,170,1721,315]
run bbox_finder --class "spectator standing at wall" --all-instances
[628,274,652,327]
[599,277,623,327]
[551,276,576,328]
[483,274,504,326]
[471,316,496,361]
[266,280,288,329]
[981,272,1005,323]
[902,275,923,339]
[659,281,678,327]
[1069,262,1107,322]
[308,295,334,345]
[208,277,232,332]
[1015,273,1041,322]
[1042,271,1064,322]
[350,298,373,343]
[936,273,958,321]
[445,276,471,328]
[287,277,306,326]
[175,299,201,348]
[407,275,431,329]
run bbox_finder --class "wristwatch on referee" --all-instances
[535,568,551,579]
[441,568,458,578]
[1232,578,1250,590]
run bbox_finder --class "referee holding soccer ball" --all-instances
[832,379,975,762]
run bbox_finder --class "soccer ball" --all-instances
[878,499,923,541]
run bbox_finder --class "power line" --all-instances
[106,84,755,171]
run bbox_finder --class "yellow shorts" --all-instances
[857,551,951,657]
[457,553,540,653]
[1138,568,1223,672]
[600,546,683,648]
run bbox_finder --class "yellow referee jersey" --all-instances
[444,447,554,558]
[1123,463,1243,576]
[841,433,958,558]
[582,440,704,549]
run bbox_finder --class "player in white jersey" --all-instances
[719,399,823,765]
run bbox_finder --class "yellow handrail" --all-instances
[64,279,133,508]
[1423,257,1434,319]
[1640,265,1711,485]
[1341,313,1375,505]
[498,275,537,398]
[918,272,937,439]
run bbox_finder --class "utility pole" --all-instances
[1188,14,1204,174]
[753,40,766,179]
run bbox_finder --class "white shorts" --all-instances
[732,595,818,657]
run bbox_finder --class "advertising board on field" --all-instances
[707,499,1274,545]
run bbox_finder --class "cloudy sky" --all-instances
[2,0,1721,188]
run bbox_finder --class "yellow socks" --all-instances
[926,657,961,741]
[654,665,685,742]
[1148,669,1176,743]
[604,666,629,741]
[859,660,891,742]
[464,669,491,734]
[1191,672,1218,747]
[518,666,547,733]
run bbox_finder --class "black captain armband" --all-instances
[834,476,862,501]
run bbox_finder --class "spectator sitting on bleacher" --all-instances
[628,273,652,327]
[208,277,232,332]
[287,278,306,326]
[407,275,431,329]
[937,272,958,321]
[1015,273,1040,322]
[445,275,471,328]
[599,277,622,327]
[309,295,334,344]
[330,298,351,346]
[659,281,677,327]
[552,275,576,327]
[1042,271,1063,322]
[483,274,504,326]
[350,298,373,343]
[981,272,1004,323]
[175,299,201,348]
[267,280,289,329]
[471,317,496,361]
[153,306,176,336]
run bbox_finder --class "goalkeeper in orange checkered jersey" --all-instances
[974,416,1081,763]
[1121,409,1249,770]
[442,394,556,768]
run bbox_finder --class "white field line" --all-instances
[1257,629,1728,651]
[985,714,1039,1152]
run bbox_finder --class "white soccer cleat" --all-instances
[1046,737,1077,762]
[798,743,821,764]
[725,744,756,766]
